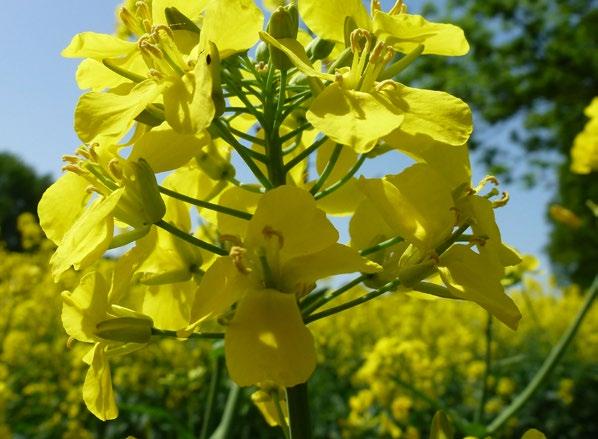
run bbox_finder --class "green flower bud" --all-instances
[96,317,153,344]
[306,37,336,61]
[267,5,299,70]
[256,41,270,64]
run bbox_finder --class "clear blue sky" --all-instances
[0,0,554,268]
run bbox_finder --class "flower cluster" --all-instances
[39,0,524,426]
[571,97,598,174]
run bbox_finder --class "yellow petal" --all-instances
[151,0,206,25]
[61,271,109,343]
[201,0,264,58]
[349,197,396,250]
[62,32,136,59]
[76,59,128,91]
[373,12,469,56]
[521,429,547,439]
[82,343,118,421]
[316,178,364,216]
[130,122,210,172]
[308,84,405,153]
[298,0,371,43]
[246,186,338,260]
[75,80,162,142]
[189,257,253,325]
[141,281,195,330]
[281,244,380,295]
[382,83,473,147]
[389,140,471,189]
[38,172,91,245]
[50,190,122,280]
[438,244,522,330]
[217,186,261,238]
[225,289,316,387]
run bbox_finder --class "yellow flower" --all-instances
[261,26,472,154]
[350,160,521,330]
[189,185,379,387]
[38,144,165,280]
[571,97,598,174]
[64,0,263,140]
[62,270,153,420]
[298,0,469,56]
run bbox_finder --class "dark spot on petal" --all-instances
[206,54,212,65]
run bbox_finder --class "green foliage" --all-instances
[0,152,51,251]
[413,0,598,286]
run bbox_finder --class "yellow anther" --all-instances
[369,41,386,65]
[370,0,382,13]
[66,336,76,349]
[220,234,243,248]
[374,79,399,91]
[389,0,405,15]
[108,159,123,181]
[61,154,80,164]
[492,191,510,208]
[230,246,252,274]
[474,175,500,193]
[119,7,144,36]
[62,164,85,175]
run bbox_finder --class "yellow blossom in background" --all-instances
[571,97,598,174]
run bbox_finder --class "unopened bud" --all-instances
[306,37,336,61]
[96,317,153,343]
[256,41,270,64]
[267,5,299,70]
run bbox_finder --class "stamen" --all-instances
[389,0,405,15]
[230,246,252,274]
[492,191,510,208]
[370,0,382,13]
[108,159,124,181]
[61,154,80,164]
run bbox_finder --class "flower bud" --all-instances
[255,41,270,64]
[95,317,153,343]
[267,5,299,70]
[306,37,336,61]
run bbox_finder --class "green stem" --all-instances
[200,356,223,439]
[279,122,312,144]
[305,278,401,324]
[359,235,405,256]
[475,313,493,424]
[301,275,367,317]
[158,186,252,220]
[314,154,366,200]
[155,220,228,256]
[227,125,266,147]
[151,328,224,340]
[209,383,241,439]
[285,136,329,172]
[310,143,343,195]
[212,119,272,189]
[286,383,312,439]
[485,275,598,436]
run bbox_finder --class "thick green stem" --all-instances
[200,356,223,439]
[286,383,312,439]
[474,313,493,424]
[485,276,598,435]
[209,383,241,439]
[159,186,252,220]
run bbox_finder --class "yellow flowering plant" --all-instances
[36,0,596,437]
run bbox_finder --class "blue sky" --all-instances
[0,0,554,268]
